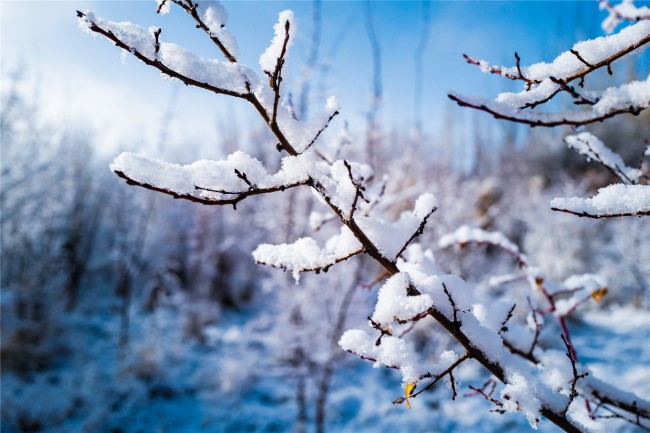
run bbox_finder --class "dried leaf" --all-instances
[591,287,608,302]
[405,382,416,409]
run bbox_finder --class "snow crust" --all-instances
[496,78,559,107]
[551,184,650,216]
[563,274,606,293]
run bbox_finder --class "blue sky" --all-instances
[1,1,636,157]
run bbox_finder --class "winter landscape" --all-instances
[1,1,649,432]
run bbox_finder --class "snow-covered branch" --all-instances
[551,184,650,218]
[110,151,312,209]
[448,75,650,127]
[450,21,650,126]
[439,225,528,268]
[461,21,650,85]
[564,132,643,184]
[600,0,650,34]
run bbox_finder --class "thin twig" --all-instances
[562,334,587,414]
[270,20,292,127]
[408,351,470,399]
[303,110,340,153]
[499,304,516,335]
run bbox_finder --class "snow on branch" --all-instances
[339,329,426,384]
[110,151,312,208]
[451,21,650,127]
[161,0,239,61]
[581,374,650,420]
[461,21,650,84]
[439,225,528,268]
[252,226,363,282]
[260,10,296,74]
[601,0,650,34]
[371,273,433,327]
[448,75,650,127]
[551,184,650,218]
[565,133,643,184]
[354,193,437,261]
[77,11,255,98]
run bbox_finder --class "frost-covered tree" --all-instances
[77,1,649,432]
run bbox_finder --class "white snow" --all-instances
[156,0,171,15]
[563,274,606,293]
[551,184,650,216]
[439,225,527,266]
[413,193,438,220]
[338,329,423,384]
[601,0,650,33]
[78,12,256,94]
[326,96,340,114]
[371,273,433,326]
[450,74,650,126]
[355,194,435,260]
[496,78,559,108]
[592,74,650,115]
[501,372,542,428]
[259,10,296,73]
[496,20,650,81]
[110,151,314,201]
[200,2,239,59]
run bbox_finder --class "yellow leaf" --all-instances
[591,287,608,302]
[405,382,416,410]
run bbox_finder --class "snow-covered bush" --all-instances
[75,1,649,432]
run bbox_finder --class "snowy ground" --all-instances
[2,296,648,433]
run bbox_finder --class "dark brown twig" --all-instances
[303,110,340,152]
[562,334,587,414]
[171,0,237,62]
[448,93,648,128]
[115,169,308,209]
[442,282,460,325]
[551,207,650,218]
[407,351,470,399]
[87,7,603,431]
[527,297,542,357]
[269,20,292,127]
[498,304,516,335]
